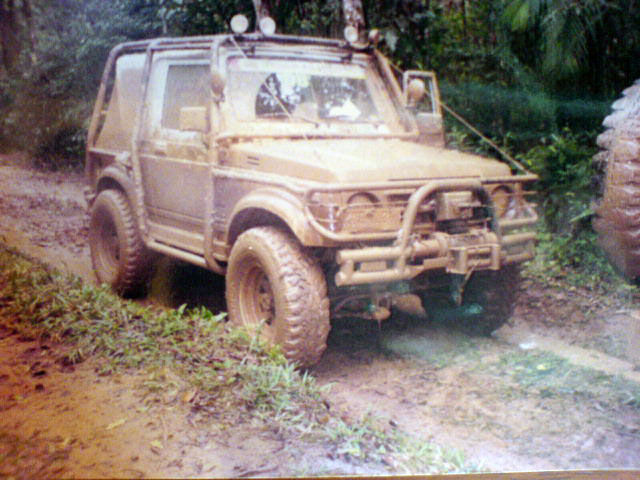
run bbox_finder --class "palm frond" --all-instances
[503,0,547,31]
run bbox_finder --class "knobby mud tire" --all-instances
[593,80,640,281]
[422,266,520,336]
[461,265,521,335]
[226,226,330,368]
[89,189,155,297]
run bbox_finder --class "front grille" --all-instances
[309,188,492,236]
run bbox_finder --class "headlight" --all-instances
[490,186,513,218]
[348,192,378,208]
[344,192,388,233]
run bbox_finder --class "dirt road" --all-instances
[1,154,639,476]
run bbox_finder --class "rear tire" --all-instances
[226,226,330,368]
[461,266,520,335]
[89,189,154,297]
[423,266,520,335]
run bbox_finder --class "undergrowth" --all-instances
[517,129,639,298]
[0,245,474,475]
[523,228,637,297]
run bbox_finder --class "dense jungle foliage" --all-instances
[1,0,639,281]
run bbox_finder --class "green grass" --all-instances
[482,350,640,409]
[523,228,636,294]
[0,244,476,475]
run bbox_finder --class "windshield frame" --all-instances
[215,40,419,141]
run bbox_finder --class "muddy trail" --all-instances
[1,154,640,476]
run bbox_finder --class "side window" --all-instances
[161,64,209,129]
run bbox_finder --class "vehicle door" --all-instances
[139,50,211,234]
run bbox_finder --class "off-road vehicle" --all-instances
[85,14,538,367]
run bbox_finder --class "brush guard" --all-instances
[324,179,536,287]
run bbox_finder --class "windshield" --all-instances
[226,57,402,133]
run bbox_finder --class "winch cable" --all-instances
[439,101,532,175]
[388,60,533,175]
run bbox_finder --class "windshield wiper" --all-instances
[259,110,320,127]
[229,35,311,138]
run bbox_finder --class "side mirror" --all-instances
[179,106,208,132]
[402,70,440,114]
[211,70,225,101]
[406,78,426,106]
[401,70,444,146]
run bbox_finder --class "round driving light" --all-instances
[259,16,276,35]
[491,186,512,218]
[230,14,249,34]
[344,25,359,44]
[348,193,377,222]
[348,193,377,207]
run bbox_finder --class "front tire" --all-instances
[226,227,330,368]
[89,189,154,297]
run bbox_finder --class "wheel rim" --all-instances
[97,212,120,276]
[237,256,276,340]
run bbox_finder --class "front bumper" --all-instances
[334,228,536,286]
[304,178,537,287]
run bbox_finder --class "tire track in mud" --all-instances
[314,317,640,471]
[1,160,640,472]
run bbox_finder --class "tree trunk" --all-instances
[0,0,33,73]
[21,0,35,61]
[253,0,272,24]
[461,0,467,39]
[0,0,20,73]
[343,0,365,29]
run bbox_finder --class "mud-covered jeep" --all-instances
[85,15,538,367]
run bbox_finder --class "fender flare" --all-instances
[95,166,136,203]
[226,187,323,246]
[92,166,147,229]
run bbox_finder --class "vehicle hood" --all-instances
[227,139,511,183]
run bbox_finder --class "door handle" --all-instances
[153,142,168,156]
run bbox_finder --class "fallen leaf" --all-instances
[106,418,126,430]
[182,389,197,403]
[59,437,72,449]
[150,439,164,454]
[150,439,163,449]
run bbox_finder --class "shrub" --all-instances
[521,129,597,232]
[520,129,624,285]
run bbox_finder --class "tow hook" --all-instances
[450,274,467,306]
[365,301,391,322]
[448,273,483,316]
